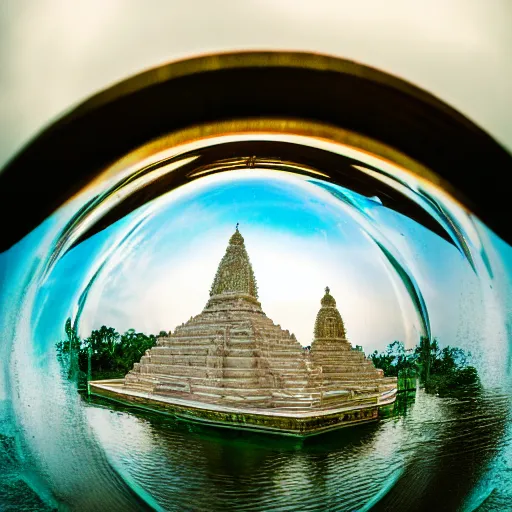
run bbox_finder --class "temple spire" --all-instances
[314,286,347,340]
[209,226,258,298]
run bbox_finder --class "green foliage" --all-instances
[415,336,439,384]
[370,337,480,396]
[56,318,157,381]
[370,340,417,377]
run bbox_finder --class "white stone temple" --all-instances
[91,226,397,435]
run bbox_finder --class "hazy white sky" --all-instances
[1,0,512,170]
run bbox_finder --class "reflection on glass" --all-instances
[0,129,511,511]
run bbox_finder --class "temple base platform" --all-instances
[89,379,397,437]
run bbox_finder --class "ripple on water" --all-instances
[84,388,511,511]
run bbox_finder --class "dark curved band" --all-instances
[1,51,511,250]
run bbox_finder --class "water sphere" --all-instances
[1,53,511,511]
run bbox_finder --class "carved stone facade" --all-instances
[123,227,396,413]
[314,287,347,340]
[209,226,258,298]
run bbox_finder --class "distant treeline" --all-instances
[56,318,160,382]
[370,338,480,396]
[57,319,480,397]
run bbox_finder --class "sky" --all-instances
[36,169,477,355]
[1,0,512,171]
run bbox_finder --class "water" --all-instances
[80,388,511,512]
[1,127,511,510]
[1,386,511,511]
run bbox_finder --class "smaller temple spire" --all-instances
[314,286,346,340]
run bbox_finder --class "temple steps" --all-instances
[317,385,381,394]
[142,355,209,366]
[190,385,274,395]
[129,366,390,389]
[192,393,270,405]
[225,357,303,369]
[257,361,305,369]
[319,369,382,377]
[123,379,155,391]
[152,343,219,352]
[319,375,384,382]
[152,342,307,355]
[124,376,390,410]
[283,382,381,392]
[142,355,305,370]
[222,357,257,368]
[268,397,378,410]
[159,334,223,341]
[255,350,306,357]
[312,352,368,360]
[223,349,266,357]
[150,347,212,356]
[312,358,370,365]
[149,375,268,389]
[136,365,298,379]
[314,362,376,369]
[190,391,273,402]
[224,339,258,345]
[124,314,397,412]
[123,375,158,393]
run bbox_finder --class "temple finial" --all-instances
[325,286,330,294]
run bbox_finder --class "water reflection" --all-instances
[82,386,509,511]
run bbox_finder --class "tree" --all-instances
[56,321,158,383]
[86,326,121,374]
[424,344,479,395]
[56,317,87,388]
[415,337,439,385]
[371,336,480,396]
[370,341,416,377]
[117,329,156,373]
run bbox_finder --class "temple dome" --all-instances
[209,225,259,298]
[314,287,346,340]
